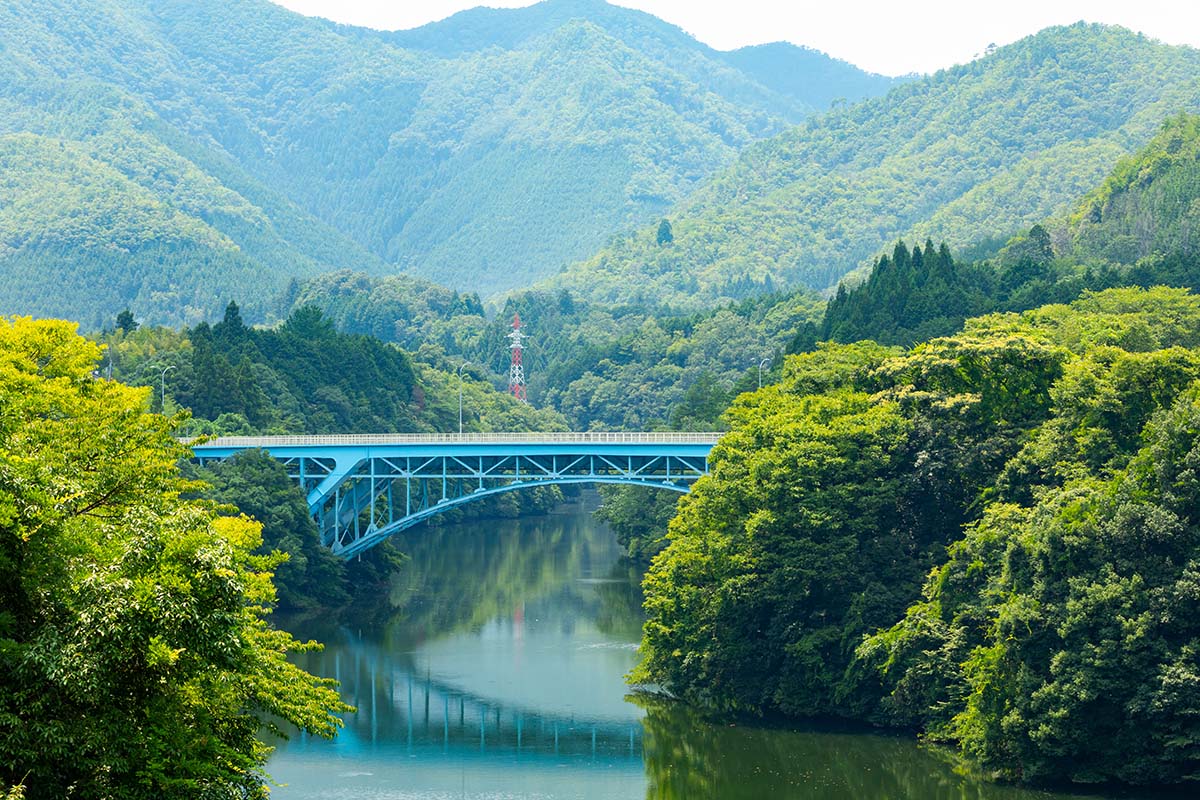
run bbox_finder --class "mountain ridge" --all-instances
[546,22,1200,309]
[0,0,897,324]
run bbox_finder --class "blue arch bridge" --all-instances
[192,432,720,558]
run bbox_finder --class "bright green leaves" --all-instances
[638,368,915,716]
[643,287,1200,786]
[0,317,351,798]
[866,380,1200,784]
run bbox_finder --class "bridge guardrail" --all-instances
[190,431,724,448]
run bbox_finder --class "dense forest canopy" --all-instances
[0,317,349,797]
[549,24,1200,309]
[637,286,1200,785]
[0,0,893,326]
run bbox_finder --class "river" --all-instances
[266,496,1165,800]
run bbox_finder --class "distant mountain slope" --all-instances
[718,42,900,111]
[386,0,901,122]
[549,24,1200,309]
[0,0,385,325]
[0,0,895,325]
[1067,112,1200,267]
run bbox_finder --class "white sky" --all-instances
[271,0,1200,76]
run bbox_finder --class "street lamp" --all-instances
[158,364,175,412]
[457,361,470,434]
[758,357,772,390]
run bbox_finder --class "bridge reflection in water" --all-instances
[289,630,642,762]
[267,503,1090,800]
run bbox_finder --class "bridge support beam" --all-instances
[191,434,717,558]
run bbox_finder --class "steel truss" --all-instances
[310,451,706,557]
[192,434,717,558]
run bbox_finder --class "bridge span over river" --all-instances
[192,432,720,558]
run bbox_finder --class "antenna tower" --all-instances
[507,313,528,403]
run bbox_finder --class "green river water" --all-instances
[266,497,1171,800]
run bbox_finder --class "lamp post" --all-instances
[758,356,772,390]
[159,364,175,413]
[457,361,470,434]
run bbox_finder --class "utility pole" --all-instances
[457,361,470,434]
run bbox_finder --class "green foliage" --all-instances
[293,276,822,432]
[291,270,487,353]
[0,317,350,798]
[390,0,899,119]
[1067,113,1200,288]
[99,303,566,436]
[0,0,894,325]
[640,287,1200,787]
[823,115,1200,348]
[635,341,922,716]
[595,485,681,562]
[823,240,990,346]
[115,309,139,334]
[550,24,1200,309]
[656,219,674,246]
[866,384,1200,785]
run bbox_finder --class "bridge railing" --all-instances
[192,431,724,448]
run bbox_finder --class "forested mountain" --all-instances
[0,0,892,326]
[386,0,897,119]
[822,114,1200,346]
[550,23,1200,309]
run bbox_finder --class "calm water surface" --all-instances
[267,498,1162,800]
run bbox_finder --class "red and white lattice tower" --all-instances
[507,313,528,403]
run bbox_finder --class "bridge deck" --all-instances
[190,432,721,557]
[195,432,722,448]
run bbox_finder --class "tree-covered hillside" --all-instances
[289,271,823,430]
[0,317,350,797]
[638,286,1200,786]
[387,0,899,120]
[822,114,1200,347]
[550,24,1200,309]
[0,0,893,326]
[101,303,565,437]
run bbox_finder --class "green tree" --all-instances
[115,308,139,334]
[0,317,350,798]
[656,218,674,246]
[193,450,351,611]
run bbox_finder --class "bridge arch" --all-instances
[192,433,718,558]
[339,476,691,558]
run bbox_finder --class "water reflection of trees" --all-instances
[281,499,645,651]
[377,512,600,647]
[636,696,1108,800]
[593,558,646,641]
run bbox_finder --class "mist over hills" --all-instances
[549,23,1200,309]
[0,0,895,326]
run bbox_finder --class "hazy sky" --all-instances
[271,0,1199,76]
